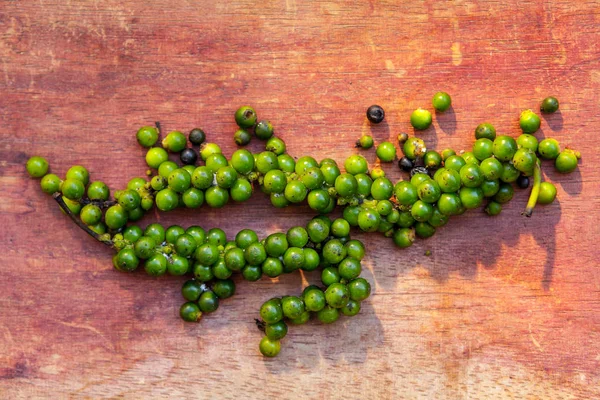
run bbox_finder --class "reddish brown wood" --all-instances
[1,0,600,398]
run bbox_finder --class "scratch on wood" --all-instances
[529,322,544,352]
[58,321,114,351]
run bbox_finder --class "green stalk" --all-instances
[523,159,541,218]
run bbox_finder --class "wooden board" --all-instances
[1,0,600,398]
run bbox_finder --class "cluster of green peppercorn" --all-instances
[26,156,371,357]
[25,94,578,357]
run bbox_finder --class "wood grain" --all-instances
[1,0,600,398]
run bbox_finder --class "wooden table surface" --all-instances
[2,1,600,398]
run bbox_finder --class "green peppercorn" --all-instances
[198,291,219,313]
[475,123,496,140]
[40,174,62,194]
[234,129,251,146]
[325,283,350,308]
[348,278,371,301]
[555,150,578,173]
[444,155,466,172]
[481,179,500,197]
[512,148,537,175]
[538,138,560,159]
[410,108,432,130]
[403,137,427,160]
[493,135,518,162]
[485,201,502,216]
[411,200,434,222]
[61,178,85,200]
[493,183,514,204]
[437,193,462,216]
[472,139,494,161]
[317,306,340,324]
[519,110,541,134]
[376,141,397,162]
[394,181,419,206]
[80,204,102,225]
[200,143,223,161]
[357,208,381,232]
[357,135,374,149]
[540,96,559,113]
[265,136,286,155]
[283,247,305,271]
[180,302,202,322]
[259,337,281,357]
[212,279,235,299]
[341,299,361,317]
[205,186,229,208]
[459,187,484,209]
[459,164,484,188]
[26,156,49,178]
[265,321,288,340]
[371,177,393,200]
[415,221,436,239]
[277,154,295,173]
[65,166,89,186]
[335,173,358,198]
[432,91,452,112]
[424,151,442,169]
[181,280,203,302]
[517,134,539,152]
[162,130,187,152]
[118,189,141,211]
[281,296,305,319]
[136,126,158,148]
[252,120,273,140]
[441,148,456,161]
[234,106,257,128]
[538,182,557,204]
[500,162,520,183]
[260,298,283,324]
[155,188,180,211]
[306,218,330,243]
[146,147,169,169]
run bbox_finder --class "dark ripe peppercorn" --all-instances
[398,156,414,172]
[180,148,198,165]
[412,157,425,168]
[189,128,206,145]
[366,105,385,124]
[410,166,429,178]
[516,175,530,189]
[397,133,409,146]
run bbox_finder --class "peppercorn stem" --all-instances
[155,121,162,143]
[523,159,541,218]
[53,193,114,247]
[254,318,266,332]
[78,198,117,209]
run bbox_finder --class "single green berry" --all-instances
[540,96,559,113]
[432,91,452,112]
[136,126,158,148]
[255,120,274,140]
[538,182,557,204]
[26,156,49,178]
[376,141,396,162]
[410,108,432,130]
[519,110,541,134]
[234,106,257,128]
